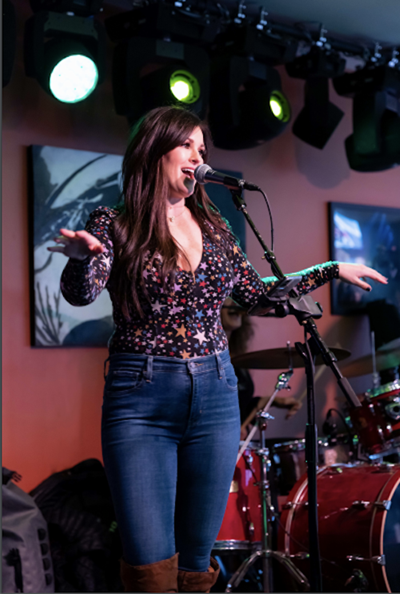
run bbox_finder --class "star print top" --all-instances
[60,207,339,358]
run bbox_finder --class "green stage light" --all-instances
[269,91,290,121]
[209,56,291,150]
[110,37,209,122]
[169,70,200,104]
[49,54,98,103]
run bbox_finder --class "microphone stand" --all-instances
[229,185,361,592]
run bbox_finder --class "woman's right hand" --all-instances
[47,229,105,261]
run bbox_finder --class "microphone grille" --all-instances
[194,164,212,184]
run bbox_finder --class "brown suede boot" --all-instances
[177,558,220,593]
[120,553,179,592]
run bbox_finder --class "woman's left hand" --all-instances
[338,263,388,291]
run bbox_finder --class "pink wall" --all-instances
[3,1,400,491]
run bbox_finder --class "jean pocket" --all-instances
[221,363,239,391]
[105,369,143,395]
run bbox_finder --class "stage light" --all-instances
[286,48,345,149]
[24,4,106,103]
[333,64,400,171]
[3,0,16,88]
[110,37,209,123]
[269,91,290,121]
[208,54,291,150]
[49,54,98,103]
[169,70,200,104]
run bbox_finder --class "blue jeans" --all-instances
[101,350,240,572]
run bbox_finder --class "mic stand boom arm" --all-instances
[229,186,361,593]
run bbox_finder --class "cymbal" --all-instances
[378,337,400,352]
[231,346,351,370]
[339,348,400,378]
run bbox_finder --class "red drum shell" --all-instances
[278,463,400,592]
[351,382,400,453]
[215,446,262,550]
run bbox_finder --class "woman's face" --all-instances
[162,126,205,200]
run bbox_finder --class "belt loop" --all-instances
[144,356,153,383]
[216,353,223,380]
[104,357,110,381]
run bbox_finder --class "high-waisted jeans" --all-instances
[101,349,240,572]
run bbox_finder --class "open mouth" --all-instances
[182,168,195,179]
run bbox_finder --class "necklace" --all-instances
[168,207,186,223]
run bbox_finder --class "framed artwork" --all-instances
[28,145,124,347]
[329,202,400,323]
[28,145,246,347]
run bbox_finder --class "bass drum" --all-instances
[278,464,400,592]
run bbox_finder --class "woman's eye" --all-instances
[182,142,190,148]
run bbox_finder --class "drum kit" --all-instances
[212,337,400,593]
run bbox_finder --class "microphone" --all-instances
[194,164,260,191]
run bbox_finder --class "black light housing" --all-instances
[208,54,291,150]
[24,6,106,102]
[29,0,103,18]
[334,65,400,171]
[3,0,16,88]
[286,48,346,149]
[111,37,210,124]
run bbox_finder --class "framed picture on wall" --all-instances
[28,145,124,347]
[329,201,400,326]
[28,146,246,347]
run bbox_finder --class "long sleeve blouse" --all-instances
[60,207,339,358]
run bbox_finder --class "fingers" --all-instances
[53,236,70,245]
[362,267,388,284]
[59,228,77,238]
[47,246,67,253]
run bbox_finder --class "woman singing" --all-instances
[49,106,387,593]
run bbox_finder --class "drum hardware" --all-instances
[351,500,370,509]
[351,499,393,510]
[370,331,381,389]
[288,553,309,560]
[344,569,369,592]
[374,500,391,510]
[347,555,386,565]
[237,366,293,464]
[225,375,310,593]
[386,399,400,421]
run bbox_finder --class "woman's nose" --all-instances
[190,149,202,163]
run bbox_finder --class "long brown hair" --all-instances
[113,106,235,318]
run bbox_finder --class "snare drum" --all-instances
[278,463,400,592]
[214,444,262,550]
[350,380,400,454]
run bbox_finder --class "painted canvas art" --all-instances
[29,145,123,347]
[29,145,246,347]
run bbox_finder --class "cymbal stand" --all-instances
[225,372,309,593]
[237,361,292,464]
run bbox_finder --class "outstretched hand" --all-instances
[338,263,388,292]
[47,229,105,261]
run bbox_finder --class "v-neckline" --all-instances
[177,232,205,277]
